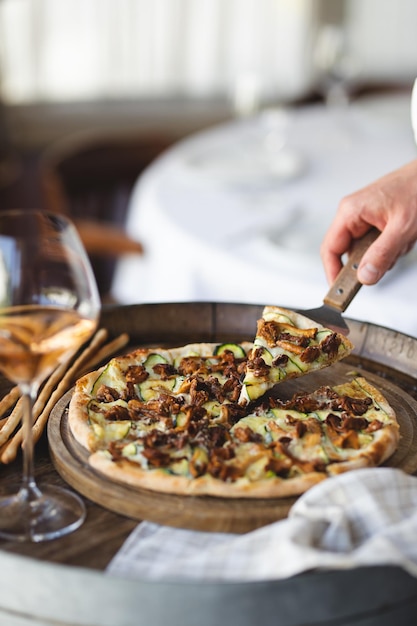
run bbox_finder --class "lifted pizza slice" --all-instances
[239,305,353,404]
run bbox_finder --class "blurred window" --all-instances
[0,0,318,105]
[0,0,416,107]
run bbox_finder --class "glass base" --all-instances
[0,483,86,542]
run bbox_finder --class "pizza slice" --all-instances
[233,377,399,486]
[239,305,354,404]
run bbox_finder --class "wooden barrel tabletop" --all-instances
[1,302,417,571]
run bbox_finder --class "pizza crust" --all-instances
[89,451,327,498]
[330,377,400,472]
[68,370,103,452]
[326,423,399,475]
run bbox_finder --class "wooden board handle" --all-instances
[323,227,380,312]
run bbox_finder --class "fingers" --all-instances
[320,239,344,284]
[357,225,415,285]
[356,260,381,285]
[320,192,377,284]
[321,220,411,286]
[320,218,360,284]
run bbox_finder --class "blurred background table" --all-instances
[113,91,417,337]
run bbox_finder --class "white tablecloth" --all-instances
[113,92,417,337]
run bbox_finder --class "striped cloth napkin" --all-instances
[106,467,417,582]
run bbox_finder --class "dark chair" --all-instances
[39,130,174,300]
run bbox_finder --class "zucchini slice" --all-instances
[91,360,125,395]
[135,378,177,402]
[143,353,169,375]
[214,343,247,358]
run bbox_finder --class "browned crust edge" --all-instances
[88,451,327,498]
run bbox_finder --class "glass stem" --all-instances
[20,383,41,499]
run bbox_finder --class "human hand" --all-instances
[321,159,417,285]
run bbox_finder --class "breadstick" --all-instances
[0,398,23,447]
[31,328,110,435]
[0,386,20,419]
[79,332,129,374]
[22,327,109,430]
[0,328,109,463]
[72,327,110,371]
[35,327,109,414]
[0,438,13,462]
[33,328,122,441]
[0,328,130,463]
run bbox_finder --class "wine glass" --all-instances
[0,209,100,542]
[313,24,358,108]
[221,75,305,186]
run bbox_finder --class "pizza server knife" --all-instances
[297,227,380,335]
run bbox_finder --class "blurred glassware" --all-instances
[200,76,306,187]
[313,24,360,108]
[231,72,263,119]
[254,106,305,181]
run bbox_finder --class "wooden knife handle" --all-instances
[323,227,380,312]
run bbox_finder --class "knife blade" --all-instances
[297,227,380,335]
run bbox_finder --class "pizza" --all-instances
[68,306,399,499]
[239,306,353,403]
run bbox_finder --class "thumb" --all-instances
[357,227,399,285]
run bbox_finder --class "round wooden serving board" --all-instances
[48,361,417,534]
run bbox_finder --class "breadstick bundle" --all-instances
[0,328,130,464]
